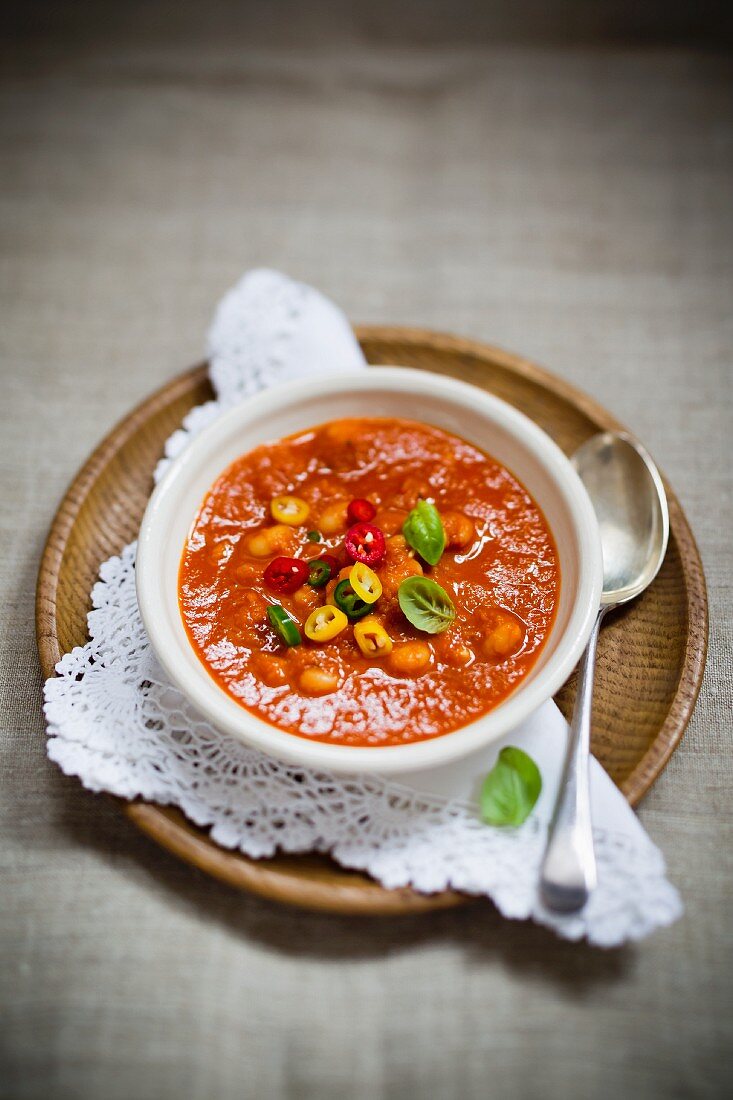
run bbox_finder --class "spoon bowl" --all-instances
[573,432,669,608]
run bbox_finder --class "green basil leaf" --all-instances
[480,747,542,827]
[397,576,456,634]
[402,499,446,566]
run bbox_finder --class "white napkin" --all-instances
[44,269,682,945]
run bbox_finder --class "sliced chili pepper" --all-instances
[304,605,348,642]
[270,495,310,526]
[347,498,376,525]
[267,605,301,646]
[333,578,372,620]
[318,553,341,576]
[349,562,382,604]
[306,530,321,542]
[354,615,393,658]
[307,558,332,588]
[344,522,386,567]
[263,556,309,594]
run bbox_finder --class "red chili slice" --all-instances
[263,556,309,594]
[344,522,386,566]
[347,498,377,524]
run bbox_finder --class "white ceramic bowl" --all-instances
[137,367,602,774]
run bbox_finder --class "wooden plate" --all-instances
[36,327,708,915]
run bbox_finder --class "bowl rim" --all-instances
[136,366,603,774]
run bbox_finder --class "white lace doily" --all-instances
[44,269,682,946]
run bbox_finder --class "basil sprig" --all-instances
[398,576,456,634]
[480,747,542,827]
[402,499,445,566]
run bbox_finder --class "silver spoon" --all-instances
[540,431,670,913]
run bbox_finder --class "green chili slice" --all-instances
[306,530,321,542]
[307,559,332,588]
[333,578,371,620]
[267,604,301,646]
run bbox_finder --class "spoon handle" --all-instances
[540,606,605,912]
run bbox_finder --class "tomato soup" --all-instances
[179,418,559,747]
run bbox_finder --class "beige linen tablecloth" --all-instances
[1,3,731,1097]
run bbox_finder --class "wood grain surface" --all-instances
[35,327,708,914]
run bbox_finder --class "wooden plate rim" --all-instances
[35,325,708,915]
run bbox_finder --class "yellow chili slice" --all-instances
[304,604,348,643]
[270,495,310,526]
[353,616,393,658]
[349,561,382,605]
